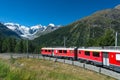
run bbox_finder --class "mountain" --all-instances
[45,24,60,32]
[35,23,61,37]
[33,4,120,47]
[0,23,20,38]
[4,23,60,40]
[115,4,120,9]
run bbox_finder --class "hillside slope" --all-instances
[0,23,20,39]
[34,6,120,47]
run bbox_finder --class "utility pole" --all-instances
[115,32,118,48]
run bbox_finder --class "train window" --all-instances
[79,51,81,54]
[59,50,62,53]
[45,50,47,52]
[85,51,90,56]
[116,54,120,60]
[93,52,100,57]
[48,50,51,52]
[63,50,67,53]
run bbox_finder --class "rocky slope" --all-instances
[0,23,20,39]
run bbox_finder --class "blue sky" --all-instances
[0,0,120,26]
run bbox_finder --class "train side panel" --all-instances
[78,50,103,66]
[109,52,120,72]
[41,48,53,56]
[53,48,75,59]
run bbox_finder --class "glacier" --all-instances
[4,22,60,40]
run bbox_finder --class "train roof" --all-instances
[41,47,75,50]
[78,48,120,53]
[42,47,120,53]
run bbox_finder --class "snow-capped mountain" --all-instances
[29,24,46,34]
[4,23,60,40]
[0,22,20,38]
[45,23,59,31]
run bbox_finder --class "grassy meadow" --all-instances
[0,58,117,80]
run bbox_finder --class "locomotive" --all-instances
[41,47,120,72]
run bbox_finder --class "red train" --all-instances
[41,47,120,72]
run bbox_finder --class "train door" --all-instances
[74,47,78,60]
[52,49,54,56]
[103,52,109,66]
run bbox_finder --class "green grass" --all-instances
[5,68,36,80]
[0,58,36,80]
[0,58,117,80]
[0,61,10,79]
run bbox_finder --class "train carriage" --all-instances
[41,47,54,56]
[102,49,120,72]
[53,47,77,60]
[77,48,103,66]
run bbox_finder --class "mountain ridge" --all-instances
[4,23,60,40]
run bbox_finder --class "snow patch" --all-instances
[48,23,55,27]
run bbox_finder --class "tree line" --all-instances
[0,37,40,54]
